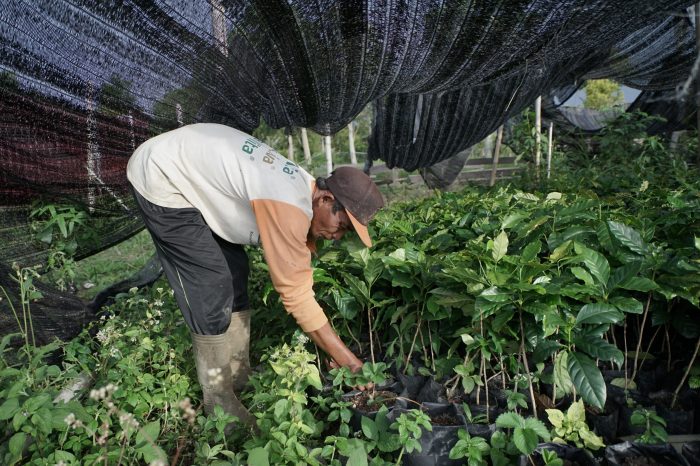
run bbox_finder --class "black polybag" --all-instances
[682,441,700,466]
[518,443,598,466]
[389,403,466,466]
[605,441,690,466]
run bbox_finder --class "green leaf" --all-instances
[346,439,368,466]
[135,420,161,449]
[0,397,19,420]
[570,267,594,286]
[566,399,586,423]
[23,393,51,412]
[609,296,644,314]
[695,237,700,251]
[576,303,623,325]
[9,432,26,458]
[56,215,68,238]
[554,351,574,395]
[607,262,642,291]
[364,258,384,286]
[520,241,542,263]
[513,427,538,456]
[619,277,658,292]
[361,415,378,440]
[575,243,610,286]
[306,366,323,390]
[247,447,269,466]
[502,212,529,230]
[550,240,573,262]
[495,412,523,429]
[607,221,648,255]
[567,352,606,409]
[492,231,509,262]
[573,337,624,366]
[343,274,370,302]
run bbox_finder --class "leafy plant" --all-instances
[540,448,564,466]
[546,400,605,451]
[245,332,325,465]
[631,407,668,444]
[495,412,550,459]
[390,409,432,465]
[449,428,490,466]
[30,201,95,291]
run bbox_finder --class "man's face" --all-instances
[310,193,353,242]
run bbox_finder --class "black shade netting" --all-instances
[367,5,696,172]
[0,0,697,343]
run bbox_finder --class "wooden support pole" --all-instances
[301,128,311,163]
[696,3,700,168]
[547,122,553,179]
[392,168,399,184]
[210,0,228,57]
[287,133,294,162]
[535,96,542,171]
[325,135,333,175]
[348,122,357,165]
[490,126,504,187]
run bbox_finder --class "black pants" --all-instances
[131,186,249,335]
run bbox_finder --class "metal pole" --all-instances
[325,135,333,175]
[696,3,700,168]
[489,126,504,187]
[287,133,295,162]
[535,96,542,172]
[210,0,228,56]
[348,122,357,165]
[547,122,554,179]
[301,128,311,163]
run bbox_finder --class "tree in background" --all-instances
[98,75,137,117]
[583,79,624,110]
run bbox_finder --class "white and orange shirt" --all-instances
[126,123,327,332]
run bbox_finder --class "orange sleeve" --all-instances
[250,199,328,332]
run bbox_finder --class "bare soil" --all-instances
[349,390,396,413]
[430,413,461,426]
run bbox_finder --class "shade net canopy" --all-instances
[0,0,697,344]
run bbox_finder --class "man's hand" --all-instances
[307,323,371,391]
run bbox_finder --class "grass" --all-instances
[71,229,154,300]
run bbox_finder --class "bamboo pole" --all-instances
[325,135,333,175]
[209,0,228,57]
[546,122,553,179]
[535,96,542,172]
[490,126,504,187]
[301,128,311,163]
[696,3,700,168]
[348,123,357,165]
[287,133,294,162]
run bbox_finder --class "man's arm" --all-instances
[306,322,362,371]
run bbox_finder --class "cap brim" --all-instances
[346,210,372,248]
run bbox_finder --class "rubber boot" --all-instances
[226,309,252,392]
[191,330,254,429]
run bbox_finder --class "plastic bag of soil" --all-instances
[605,441,690,466]
[397,372,429,400]
[389,403,466,466]
[342,383,401,432]
[518,443,598,466]
[416,378,448,404]
[682,441,700,466]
